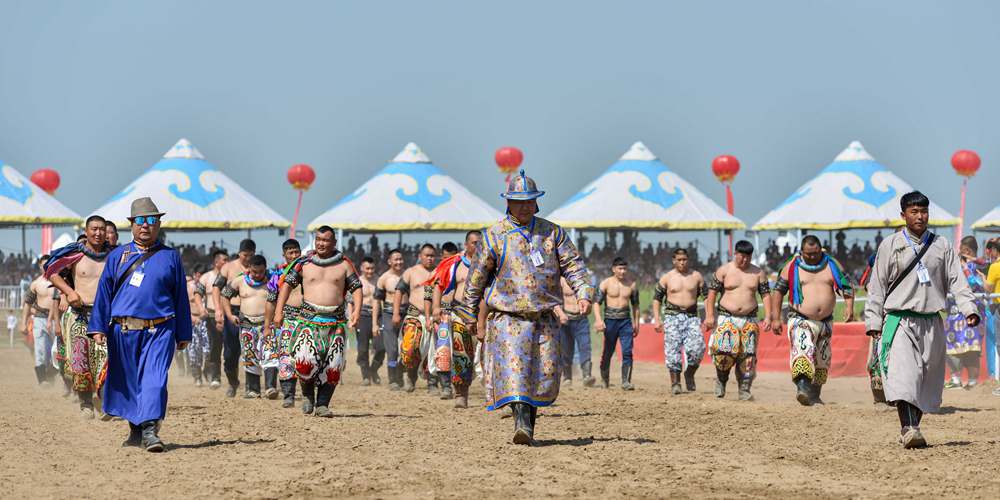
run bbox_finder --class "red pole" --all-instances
[725,184,735,259]
[956,177,967,250]
[290,189,304,237]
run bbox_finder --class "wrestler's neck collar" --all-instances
[310,250,342,266]
[83,243,109,260]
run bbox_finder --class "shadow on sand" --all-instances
[533,436,657,447]
[165,438,275,451]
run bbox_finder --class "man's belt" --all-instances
[381,301,396,314]
[239,314,265,327]
[360,304,373,317]
[71,305,94,322]
[282,304,301,318]
[117,316,173,331]
[604,306,631,320]
[405,303,422,318]
[32,306,51,318]
[718,304,758,320]
[664,302,698,318]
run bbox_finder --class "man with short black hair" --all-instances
[595,257,640,390]
[373,249,406,390]
[264,239,304,408]
[222,254,274,398]
[704,240,775,401]
[865,191,979,448]
[212,239,255,397]
[354,256,384,386]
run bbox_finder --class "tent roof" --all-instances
[92,139,290,230]
[971,205,1000,232]
[307,142,502,231]
[0,162,82,226]
[752,141,959,231]
[545,142,744,230]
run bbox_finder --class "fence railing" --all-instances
[0,285,23,311]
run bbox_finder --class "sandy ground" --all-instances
[1,346,999,499]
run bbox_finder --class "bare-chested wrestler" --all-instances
[273,226,362,417]
[772,235,855,406]
[373,249,406,390]
[263,239,303,408]
[222,254,274,398]
[212,239,255,398]
[703,240,775,401]
[424,242,459,400]
[196,249,228,390]
[394,243,437,393]
[22,255,58,385]
[354,257,384,386]
[594,257,640,390]
[554,274,596,387]
[653,248,707,395]
[186,266,210,386]
[45,215,110,418]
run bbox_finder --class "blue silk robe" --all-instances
[88,241,192,425]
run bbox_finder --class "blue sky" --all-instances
[2,1,999,256]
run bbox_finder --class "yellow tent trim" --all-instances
[752,218,960,231]
[0,215,83,225]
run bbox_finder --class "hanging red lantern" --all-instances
[711,155,740,184]
[30,168,61,195]
[494,146,524,175]
[951,150,981,177]
[287,163,316,190]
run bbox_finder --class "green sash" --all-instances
[879,310,939,377]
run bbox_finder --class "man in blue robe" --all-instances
[88,197,192,452]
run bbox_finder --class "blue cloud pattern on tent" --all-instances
[0,166,32,204]
[382,162,452,211]
[609,160,683,210]
[151,158,225,207]
[825,160,896,208]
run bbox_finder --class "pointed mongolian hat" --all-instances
[500,169,545,201]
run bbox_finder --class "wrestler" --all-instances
[263,239,303,408]
[393,243,437,393]
[373,249,406,390]
[21,255,58,385]
[212,239,255,397]
[652,248,706,395]
[594,258,640,390]
[222,255,274,398]
[196,250,228,389]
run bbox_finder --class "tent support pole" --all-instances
[753,232,760,262]
[717,230,722,259]
[398,232,402,247]
[22,226,26,255]
[337,229,344,252]
[247,229,252,240]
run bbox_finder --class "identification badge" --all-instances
[530,250,545,267]
[129,271,145,288]
[916,263,930,284]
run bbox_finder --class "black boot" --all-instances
[738,379,753,401]
[264,368,279,400]
[684,365,698,392]
[795,376,813,406]
[388,366,402,391]
[314,383,336,418]
[439,373,454,400]
[300,380,315,415]
[715,369,728,398]
[562,364,573,386]
[669,371,682,395]
[811,382,825,405]
[371,367,382,385]
[426,374,439,396]
[581,361,595,387]
[141,420,164,452]
[511,403,534,445]
[79,391,95,418]
[359,364,371,387]
[122,423,142,447]
[621,364,635,391]
[280,379,296,408]
[34,365,46,385]
[244,373,261,399]
[600,366,610,389]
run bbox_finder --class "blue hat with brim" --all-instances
[500,169,545,201]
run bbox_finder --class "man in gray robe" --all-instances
[865,191,980,449]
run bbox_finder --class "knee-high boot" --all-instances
[300,379,315,415]
[280,378,296,408]
[314,383,336,418]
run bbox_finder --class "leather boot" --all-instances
[621,364,635,391]
[811,382,825,405]
[439,374,454,400]
[34,365,46,385]
[404,369,417,393]
[264,368,279,399]
[314,383,336,418]
[280,379,296,408]
[388,366,402,391]
[122,423,142,447]
[511,404,534,445]
[300,380,315,415]
[359,364,371,386]
[529,405,538,430]
[79,391,95,419]
[426,373,440,396]
[715,369,728,398]
[581,361,596,387]
[371,367,382,385]
[738,379,753,401]
[562,364,573,386]
[141,420,164,452]
[244,373,261,399]
[600,366,610,389]
[684,365,698,392]
[454,384,469,409]
[669,371,682,395]
[795,376,813,406]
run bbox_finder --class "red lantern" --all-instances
[30,168,60,195]
[287,163,316,190]
[951,150,981,177]
[711,155,740,184]
[494,147,524,175]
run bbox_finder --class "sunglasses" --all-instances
[131,215,159,225]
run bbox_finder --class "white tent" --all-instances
[308,142,502,231]
[753,141,959,231]
[0,161,82,226]
[50,232,75,250]
[546,142,744,230]
[971,206,1000,232]
[92,139,290,230]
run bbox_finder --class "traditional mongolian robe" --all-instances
[864,230,977,412]
[88,242,192,425]
[456,215,593,410]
